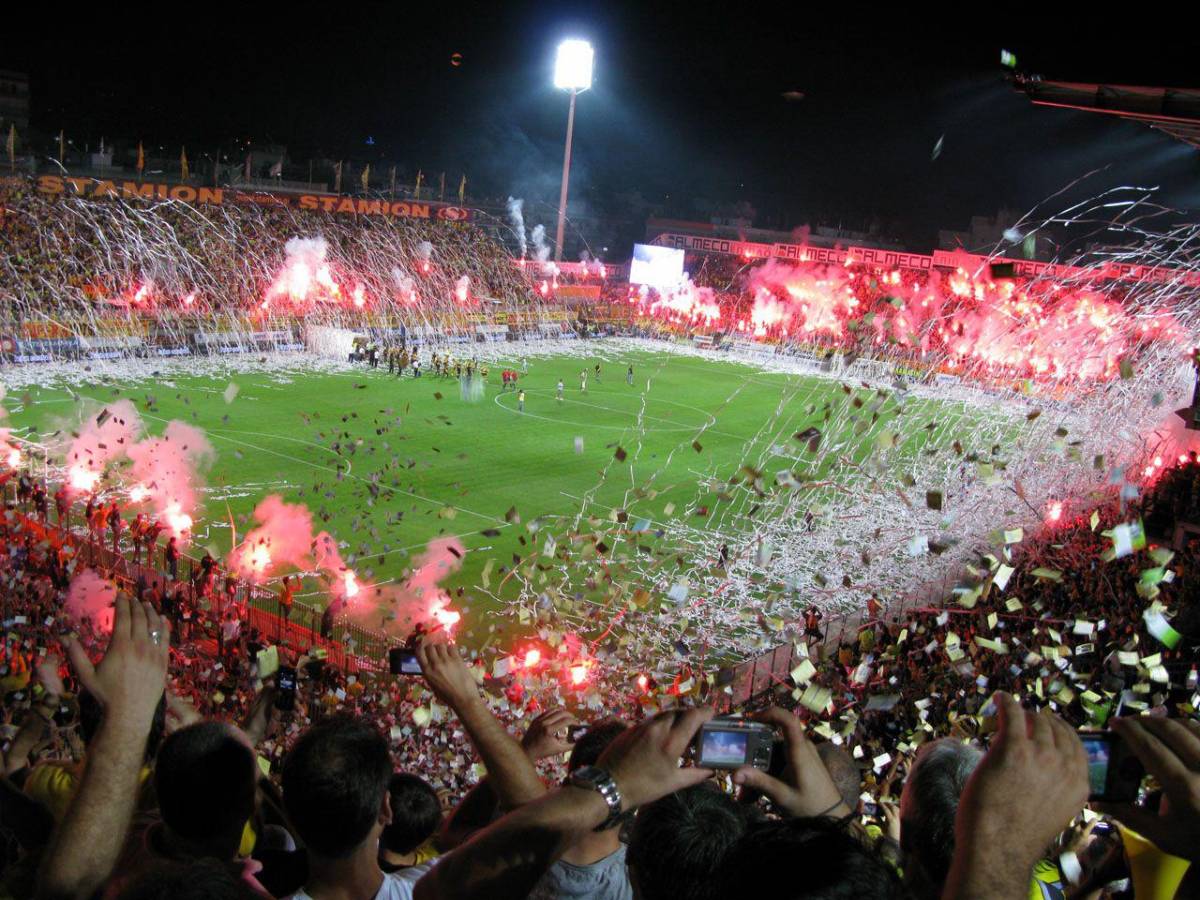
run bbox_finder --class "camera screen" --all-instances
[701,728,748,766]
[389,648,423,675]
[1081,735,1110,796]
[277,667,297,692]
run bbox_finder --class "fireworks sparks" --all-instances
[430,595,462,633]
[247,541,272,575]
[164,502,193,539]
[68,465,100,492]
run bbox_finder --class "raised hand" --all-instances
[522,709,577,761]
[1096,716,1200,862]
[65,596,169,727]
[943,692,1088,900]
[418,639,482,713]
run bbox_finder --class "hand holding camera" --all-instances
[597,706,715,812]
[1094,716,1200,863]
[724,707,851,819]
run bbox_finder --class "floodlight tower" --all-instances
[553,39,594,263]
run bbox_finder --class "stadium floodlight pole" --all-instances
[553,39,594,263]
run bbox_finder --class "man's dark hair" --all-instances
[719,817,905,900]
[80,690,166,762]
[626,782,748,900]
[154,722,256,858]
[568,719,628,772]
[816,742,861,811]
[899,738,983,900]
[381,773,442,856]
[116,859,261,900]
[282,716,392,859]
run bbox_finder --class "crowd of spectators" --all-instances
[0,180,541,329]
[0,445,1195,898]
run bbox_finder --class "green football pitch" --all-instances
[5,349,1008,646]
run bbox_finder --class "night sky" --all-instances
[5,3,1198,247]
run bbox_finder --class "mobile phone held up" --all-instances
[567,724,587,743]
[389,647,423,676]
[693,718,775,770]
[1080,731,1144,803]
[275,666,297,712]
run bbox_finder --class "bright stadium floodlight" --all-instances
[554,39,594,91]
[553,39,594,262]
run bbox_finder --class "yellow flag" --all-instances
[414,169,422,200]
[6,124,15,169]
[137,141,145,174]
[458,174,466,204]
[360,163,370,191]
[180,147,189,180]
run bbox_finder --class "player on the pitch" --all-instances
[579,369,588,393]
[627,364,634,386]
[556,378,565,402]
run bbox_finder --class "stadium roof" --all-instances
[1018,79,1200,148]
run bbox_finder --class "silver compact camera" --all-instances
[694,718,775,770]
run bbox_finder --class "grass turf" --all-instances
[5,349,1006,644]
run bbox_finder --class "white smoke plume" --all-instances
[530,224,551,263]
[507,197,527,257]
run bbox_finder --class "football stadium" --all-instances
[1,17,1198,900]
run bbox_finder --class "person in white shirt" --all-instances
[282,717,435,900]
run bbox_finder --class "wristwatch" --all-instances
[566,765,624,830]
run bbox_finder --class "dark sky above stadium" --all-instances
[6,3,1199,246]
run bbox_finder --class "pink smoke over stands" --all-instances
[63,400,143,494]
[64,567,117,633]
[126,421,215,543]
[351,536,465,637]
[228,494,318,580]
[312,530,362,605]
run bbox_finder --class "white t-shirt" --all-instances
[288,862,434,900]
